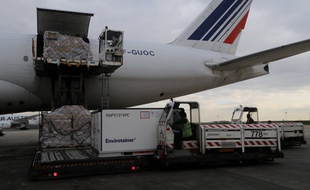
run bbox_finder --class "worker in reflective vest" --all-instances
[172,110,192,149]
[182,118,192,139]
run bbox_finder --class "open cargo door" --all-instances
[37,8,94,37]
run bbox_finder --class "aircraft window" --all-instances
[23,56,28,62]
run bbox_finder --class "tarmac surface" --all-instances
[0,126,310,190]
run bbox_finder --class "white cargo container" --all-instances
[92,109,163,157]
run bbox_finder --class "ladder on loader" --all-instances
[97,28,124,109]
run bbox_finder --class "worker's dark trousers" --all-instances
[173,131,183,150]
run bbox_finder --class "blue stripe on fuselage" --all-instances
[188,0,235,41]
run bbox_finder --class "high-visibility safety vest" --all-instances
[182,119,192,138]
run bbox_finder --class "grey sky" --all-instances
[1,0,310,121]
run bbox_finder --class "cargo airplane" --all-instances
[0,113,40,129]
[0,0,309,114]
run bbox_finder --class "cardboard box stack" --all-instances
[43,31,93,61]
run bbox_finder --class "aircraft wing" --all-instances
[206,39,310,71]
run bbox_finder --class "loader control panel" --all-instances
[99,28,124,64]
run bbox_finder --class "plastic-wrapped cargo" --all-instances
[40,105,92,149]
[43,31,93,61]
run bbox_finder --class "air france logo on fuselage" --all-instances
[125,49,155,56]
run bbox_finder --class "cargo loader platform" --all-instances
[34,9,124,77]
[29,147,151,180]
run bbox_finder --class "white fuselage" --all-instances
[0,32,268,113]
